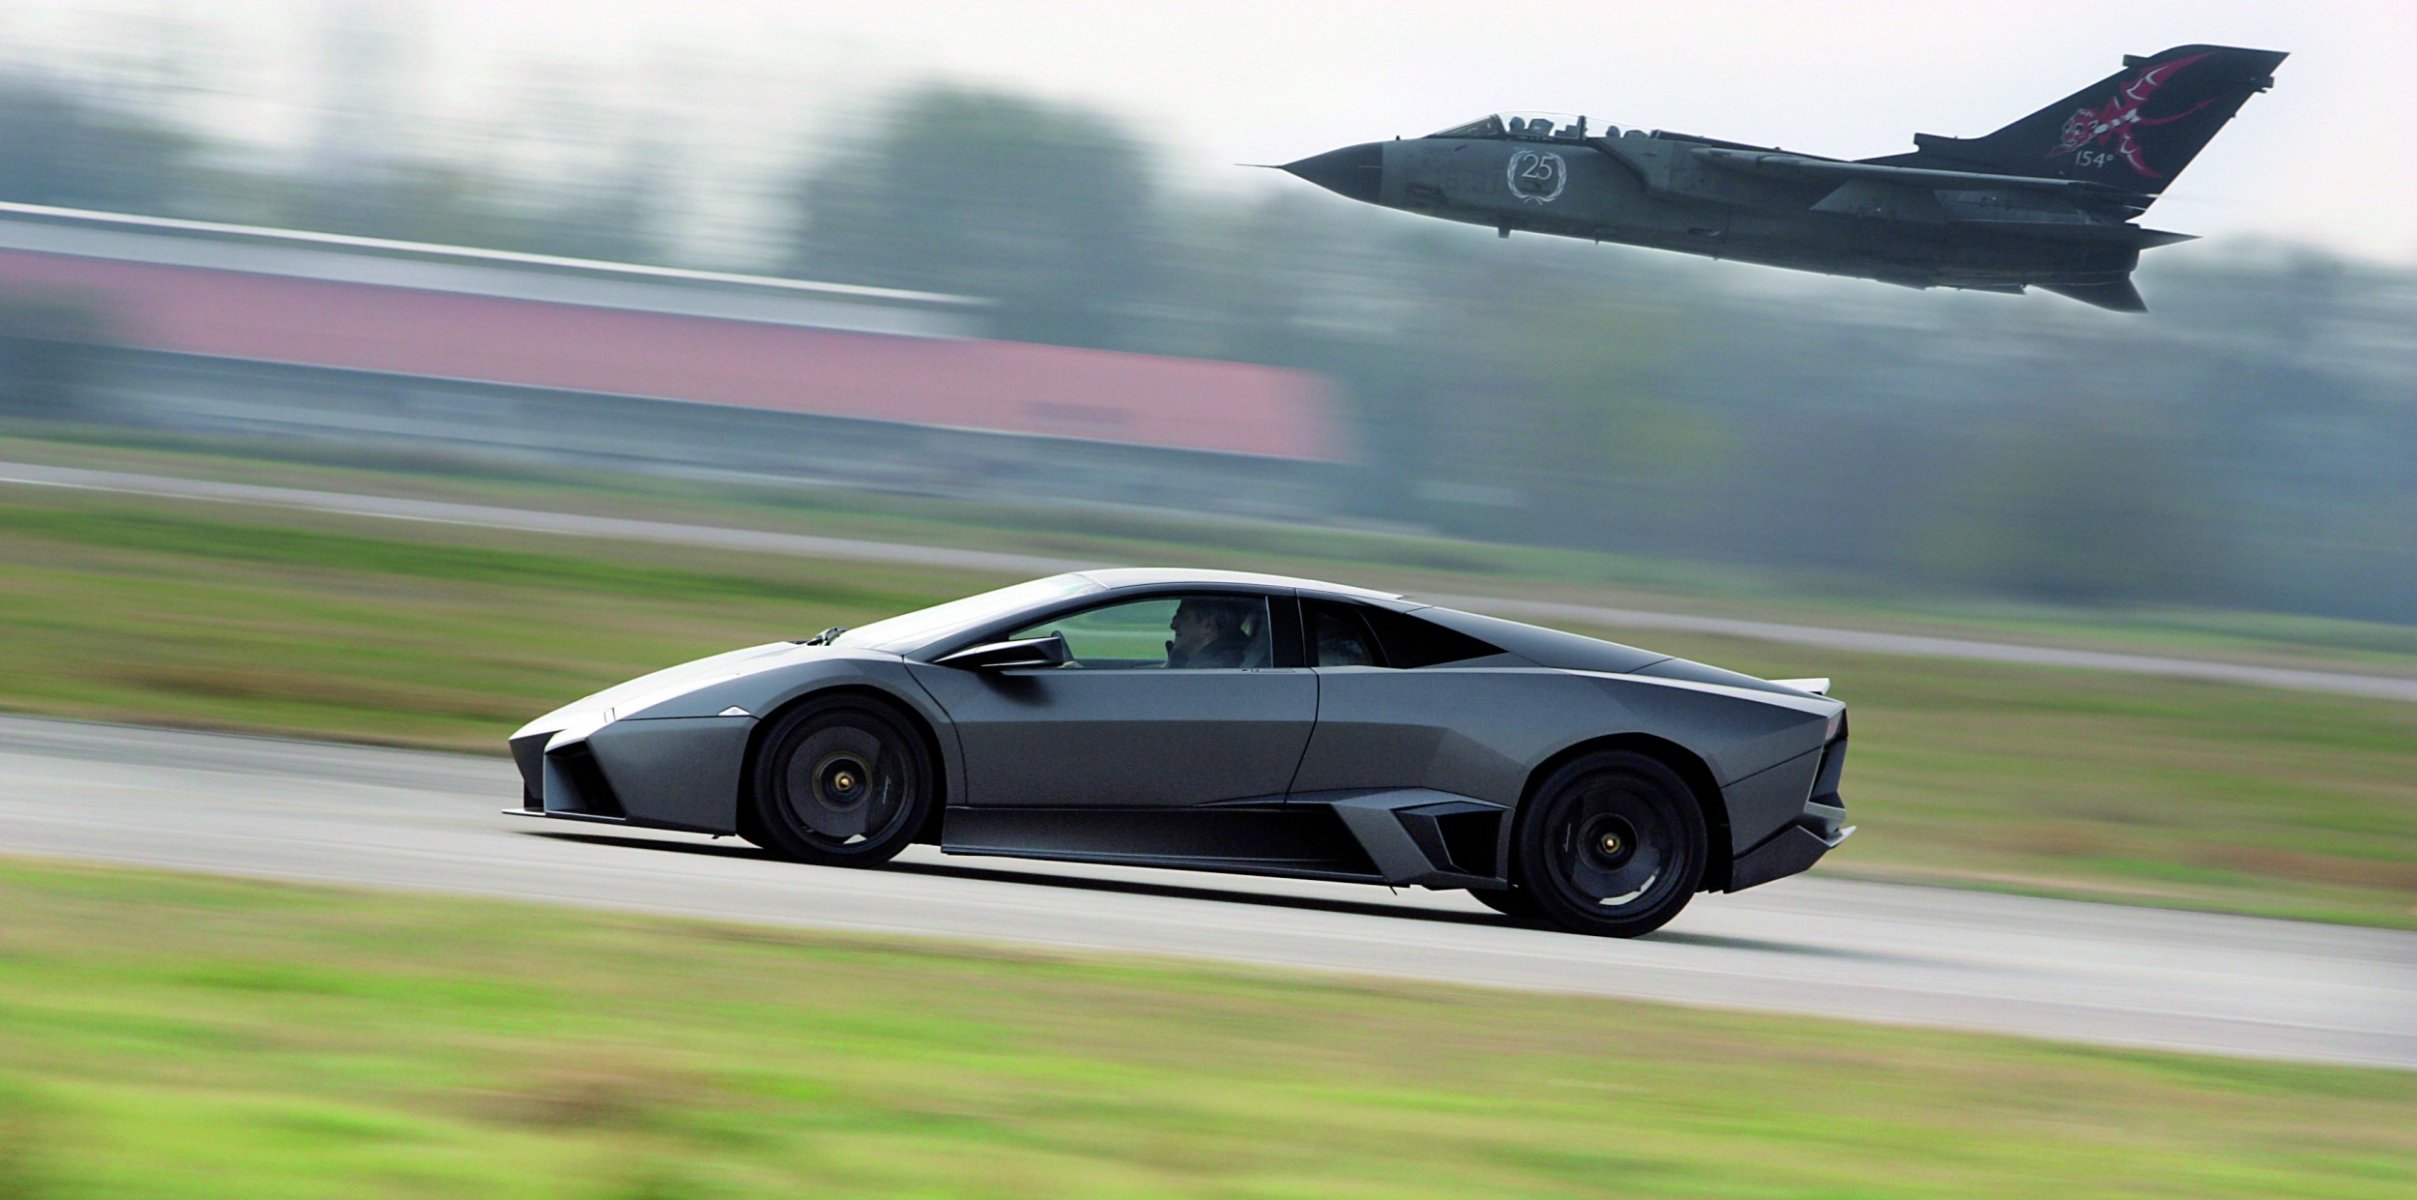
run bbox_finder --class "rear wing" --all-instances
[1862,44,2287,203]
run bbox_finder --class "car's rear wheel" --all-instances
[749,697,933,866]
[1514,751,1706,938]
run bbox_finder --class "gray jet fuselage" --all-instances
[1280,46,2286,310]
[1364,129,2127,287]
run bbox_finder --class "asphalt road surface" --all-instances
[7,459,2415,703]
[4,716,2409,1069]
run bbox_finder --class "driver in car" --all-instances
[1166,598,1253,669]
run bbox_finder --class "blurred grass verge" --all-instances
[0,858,2409,1200]
[2,484,2413,929]
[10,424,2417,674]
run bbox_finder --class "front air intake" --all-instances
[543,742,627,819]
[1809,731,1848,810]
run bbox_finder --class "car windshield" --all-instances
[832,574,1104,652]
[1427,112,1613,141]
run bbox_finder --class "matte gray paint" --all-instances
[1324,788,1503,887]
[1294,666,1826,794]
[907,664,1317,807]
[1730,823,1854,892]
[602,649,971,809]
[1296,666,1831,860]
[1581,675,1833,784]
[1715,747,1827,856]
[939,805,1376,880]
[1291,668,1625,802]
[583,716,754,832]
[613,647,913,722]
[511,572,1851,896]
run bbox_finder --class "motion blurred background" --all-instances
[2,3,2414,1196]
[3,0,2411,622]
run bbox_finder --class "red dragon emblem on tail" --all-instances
[2049,53,2214,178]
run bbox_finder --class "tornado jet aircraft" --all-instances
[1279,45,2285,311]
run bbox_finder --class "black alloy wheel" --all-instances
[749,698,933,866]
[1513,750,1707,938]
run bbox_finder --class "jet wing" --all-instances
[1690,147,2153,203]
[1688,145,2194,248]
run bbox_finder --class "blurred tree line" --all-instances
[4,69,2411,624]
[0,70,666,262]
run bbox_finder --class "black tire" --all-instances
[1467,886,1541,923]
[748,697,934,867]
[1512,751,1707,938]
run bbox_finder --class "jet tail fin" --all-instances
[1872,45,2285,201]
[2039,278,2148,312]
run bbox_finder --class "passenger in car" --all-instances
[1166,598,1256,669]
[1314,612,1374,666]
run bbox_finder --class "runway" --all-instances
[7,459,2415,702]
[4,715,2409,1069]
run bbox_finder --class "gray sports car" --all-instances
[510,569,1851,937]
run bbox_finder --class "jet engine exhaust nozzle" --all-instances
[1283,143,1385,205]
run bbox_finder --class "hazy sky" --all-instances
[7,1,2412,264]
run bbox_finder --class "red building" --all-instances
[0,203,1346,510]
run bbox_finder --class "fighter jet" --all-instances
[1278,45,2284,311]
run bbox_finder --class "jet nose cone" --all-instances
[1282,142,1386,205]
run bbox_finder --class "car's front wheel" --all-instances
[1513,751,1707,938]
[749,697,933,866]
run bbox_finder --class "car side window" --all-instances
[1303,600,1382,667]
[1302,601,1503,668]
[1009,594,1274,670]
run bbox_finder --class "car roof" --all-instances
[1074,567,1402,602]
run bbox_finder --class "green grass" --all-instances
[10,423,2417,673]
[0,858,2407,1199]
[1,485,2412,928]
[0,489,1025,746]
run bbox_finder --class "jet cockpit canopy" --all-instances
[1426,112,1616,141]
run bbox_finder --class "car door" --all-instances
[908,589,1315,808]
[1291,598,1551,805]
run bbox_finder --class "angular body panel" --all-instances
[583,715,754,832]
[1718,747,1827,858]
[1289,667,1620,803]
[509,569,1856,934]
[907,663,1317,807]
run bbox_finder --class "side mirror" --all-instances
[934,633,1070,671]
